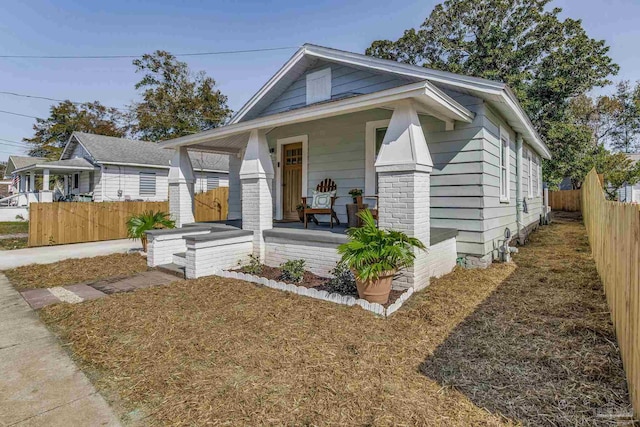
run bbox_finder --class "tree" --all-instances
[607,81,640,153]
[593,147,640,200]
[131,50,231,142]
[24,100,127,159]
[366,0,619,184]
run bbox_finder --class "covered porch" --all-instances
[150,81,474,290]
[6,158,96,206]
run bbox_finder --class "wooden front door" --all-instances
[282,142,303,220]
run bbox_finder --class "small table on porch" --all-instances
[346,203,367,228]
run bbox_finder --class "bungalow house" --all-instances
[6,132,229,205]
[146,44,550,291]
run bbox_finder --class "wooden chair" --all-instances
[302,178,340,229]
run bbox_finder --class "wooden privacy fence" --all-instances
[548,189,582,212]
[582,168,640,418]
[28,187,229,246]
[194,187,228,222]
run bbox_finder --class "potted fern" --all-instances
[337,210,426,304]
[126,210,175,252]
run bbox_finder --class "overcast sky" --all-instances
[1,0,638,162]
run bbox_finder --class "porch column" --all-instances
[240,129,274,261]
[19,174,25,192]
[42,169,50,191]
[375,100,433,291]
[63,175,69,195]
[227,153,242,220]
[168,147,195,227]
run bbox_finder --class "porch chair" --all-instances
[302,178,341,229]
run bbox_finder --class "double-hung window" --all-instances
[527,149,533,198]
[499,127,510,202]
[139,172,156,196]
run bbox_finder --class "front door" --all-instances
[282,142,303,221]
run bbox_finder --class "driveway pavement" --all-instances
[0,239,141,270]
[0,274,121,426]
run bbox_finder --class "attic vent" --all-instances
[306,68,331,105]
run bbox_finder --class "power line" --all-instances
[0,46,299,60]
[0,109,40,119]
[0,137,30,148]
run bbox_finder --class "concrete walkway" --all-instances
[0,239,141,270]
[0,274,121,426]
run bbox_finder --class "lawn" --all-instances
[38,216,631,426]
[5,253,149,290]
[0,221,28,235]
[0,237,28,250]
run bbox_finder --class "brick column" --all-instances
[375,100,433,291]
[168,147,195,227]
[240,129,274,261]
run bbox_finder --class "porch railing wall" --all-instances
[581,168,640,418]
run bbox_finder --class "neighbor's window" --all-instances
[139,172,156,196]
[207,176,220,191]
[499,127,510,202]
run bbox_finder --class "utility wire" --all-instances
[0,46,299,59]
[0,109,40,119]
[0,137,30,148]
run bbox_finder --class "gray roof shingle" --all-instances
[6,156,48,175]
[69,132,228,172]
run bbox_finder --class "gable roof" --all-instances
[6,155,47,176]
[230,44,550,159]
[62,132,229,172]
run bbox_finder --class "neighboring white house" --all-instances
[145,44,551,290]
[5,132,229,205]
[617,153,640,203]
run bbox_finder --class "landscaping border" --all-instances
[214,269,413,318]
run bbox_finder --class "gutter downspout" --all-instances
[516,134,524,241]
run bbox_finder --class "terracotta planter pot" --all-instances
[354,270,396,304]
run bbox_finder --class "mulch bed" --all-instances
[37,215,632,426]
[4,253,150,291]
[234,264,403,307]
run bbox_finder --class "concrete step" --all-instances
[157,263,185,279]
[172,251,186,267]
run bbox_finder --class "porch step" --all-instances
[157,263,185,279]
[172,251,187,267]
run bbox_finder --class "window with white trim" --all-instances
[532,154,540,197]
[527,148,533,198]
[499,127,510,202]
[538,160,543,197]
[139,172,156,196]
[306,68,331,105]
[206,176,220,190]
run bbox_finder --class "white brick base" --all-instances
[146,229,212,267]
[241,177,273,261]
[185,235,253,279]
[377,171,431,290]
[265,237,342,277]
[425,237,457,279]
[169,181,195,227]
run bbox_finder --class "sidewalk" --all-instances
[0,239,141,270]
[0,274,121,426]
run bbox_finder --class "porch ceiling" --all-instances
[159,81,474,153]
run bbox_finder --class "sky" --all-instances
[1,0,639,162]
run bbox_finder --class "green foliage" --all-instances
[366,0,619,184]
[338,210,426,282]
[348,188,363,197]
[243,254,263,275]
[326,262,357,295]
[126,211,175,251]
[279,259,306,283]
[25,100,127,159]
[131,50,232,142]
[594,148,640,200]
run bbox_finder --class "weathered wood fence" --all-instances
[194,187,229,222]
[581,168,640,418]
[548,189,582,212]
[28,187,229,246]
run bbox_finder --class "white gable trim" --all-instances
[274,134,308,220]
[59,134,96,163]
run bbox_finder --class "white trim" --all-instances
[305,67,331,105]
[499,126,510,203]
[274,135,308,221]
[365,119,391,195]
[526,148,533,198]
[538,158,542,197]
[161,82,473,150]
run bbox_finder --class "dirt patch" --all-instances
[5,253,149,291]
[0,237,28,250]
[38,218,631,426]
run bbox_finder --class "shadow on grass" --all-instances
[420,216,633,426]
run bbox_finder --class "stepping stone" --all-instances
[20,289,60,310]
[64,284,106,301]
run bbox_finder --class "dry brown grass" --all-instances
[5,253,149,290]
[39,216,631,426]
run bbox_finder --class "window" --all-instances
[527,149,533,198]
[207,176,220,190]
[306,68,331,105]
[538,160,543,197]
[139,172,156,196]
[499,127,510,202]
[532,155,540,197]
[73,173,79,189]
[365,119,391,195]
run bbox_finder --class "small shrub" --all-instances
[279,259,306,283]
[327,262,356,295]
[242,254,263,275]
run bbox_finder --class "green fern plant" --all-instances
[337,210,426,282]
[126,210,175,252]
